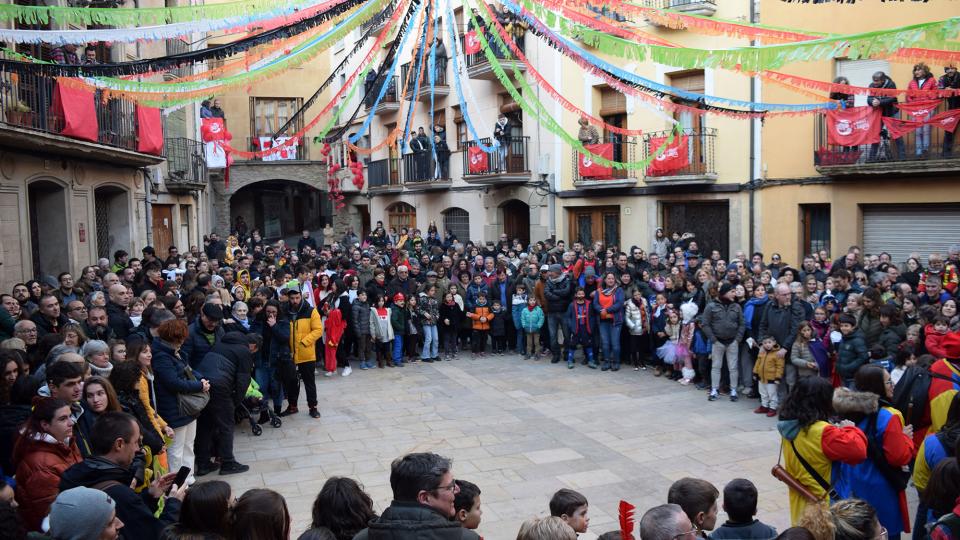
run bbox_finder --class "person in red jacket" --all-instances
[13,397,82,532]
[906,62,938,156]
[321,300,346,377]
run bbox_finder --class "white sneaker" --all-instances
[324,371,334,377]
[342,366,352,377]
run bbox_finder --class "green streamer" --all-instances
[467,0,676,171]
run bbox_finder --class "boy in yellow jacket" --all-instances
[752,335,784,417]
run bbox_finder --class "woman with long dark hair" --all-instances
[162,480,233,539]
[230,489,290,540]
[302,477,377,540]
[778,377,867,525]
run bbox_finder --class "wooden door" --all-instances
[662,202,729,259]
[152,204,174,251]
[501,200,530,245]
[567,206,620,249]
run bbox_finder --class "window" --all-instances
[801,204,831,257]
[453,106,467,150]
[387,202,416,231]
[836,59,890,107]
[668,70,706,165]
[433,108,446,136]
[250,97,303,138]
[567,206,620,249]
[442,207,470,242]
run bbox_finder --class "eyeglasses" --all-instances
[433,480,458,493]
[671,529,698,540]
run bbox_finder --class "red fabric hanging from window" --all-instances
[136,105,164,155]
[52,79,98,143]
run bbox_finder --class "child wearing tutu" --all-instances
[656,303,699,384]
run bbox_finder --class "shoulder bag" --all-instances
[177,364,210,417]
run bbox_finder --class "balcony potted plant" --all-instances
[5,100,33,128]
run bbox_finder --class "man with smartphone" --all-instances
[60,412,187,539]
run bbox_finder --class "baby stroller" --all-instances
[235,379,281,436]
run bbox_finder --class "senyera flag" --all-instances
[578,143,613,178]
[464,30,481,55]
[467,146,488,173]
[646,135,689,175]
[825,106,882,146]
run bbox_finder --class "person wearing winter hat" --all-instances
[46,486,123,540]
[926,331,960,435]
[701,282,745,402]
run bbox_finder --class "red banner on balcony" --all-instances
[896,99,941,121]
[51,79,97,143]
[577,143,613,178]
[464,31,481,54]
[135,105,163,155]
[646,135,689,176]
[467,146,488,173]
[825,106,882,146]
[929,108,960,133]
[881,116,925,140]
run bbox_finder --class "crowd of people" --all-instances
[1,218,960,540]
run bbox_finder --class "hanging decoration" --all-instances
[0,0,376,77]
[825,107,882,146]
[445,0,500,152]
[136,105,164,156]
[51,80,98,143]
[577,143,614,178]
[758,70,960,98]
[646,136,690,176]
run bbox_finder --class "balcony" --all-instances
[461,33,527,81]
[366,75,400,115]
[367,157,403,193]
[462,136,531,185]
[360,0,394,36]
[642,128,718,185]
[813,108,960,177]
[402,151,451,191]
[398,61,449,102]
[245,136,309,161]
[572,135,640,189]
[163,138,207,192]
[640,0,717,17]
[164,39,192,81]
[0,71,163,166]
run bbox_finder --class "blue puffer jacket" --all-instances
[151,339,204,428]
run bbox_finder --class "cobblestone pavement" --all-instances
[226,353,791,539]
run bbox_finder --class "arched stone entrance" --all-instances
[230,179,329,240]
[28,179,69,277]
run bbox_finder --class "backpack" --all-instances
[891,365,957,429]
[864,411,911,491]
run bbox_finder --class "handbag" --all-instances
[176,364,210,417]
[770,440,832,504]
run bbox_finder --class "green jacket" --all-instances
[391,305,408,335]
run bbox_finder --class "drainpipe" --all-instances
[143,168,154,247]
[748,0,758,253]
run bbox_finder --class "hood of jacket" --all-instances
[832,387,879,417]
[59,455,132,490]
[777,419,801,441]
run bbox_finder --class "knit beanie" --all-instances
[47,487,116,540]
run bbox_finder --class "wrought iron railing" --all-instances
[642,127,717,177]
[246,136,309,161]
[461,135,530,175]
[367,157,401,188]
[572,134,640,182]
[164,138,207,186]
[365,75,398,108]
[460,33,525,69]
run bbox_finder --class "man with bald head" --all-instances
[759,283,806,396]
[106,284,133,338]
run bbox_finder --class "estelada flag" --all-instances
[464,31,481,55]
[578,143,614,178]
[825,106,882,146]
[467,146,488,173]
[646,135,689,175]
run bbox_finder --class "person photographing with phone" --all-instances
[60,411,187,538]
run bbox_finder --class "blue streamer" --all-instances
[401,5,430,152]
[428,7,438,165]
[444,0,498,152]
[500,0,838,113]
[348,0,424,144]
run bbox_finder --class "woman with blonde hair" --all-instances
[516,516,577,540]
[907,62,937,156]
[799,498,883,540]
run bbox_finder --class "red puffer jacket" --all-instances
[13,435,82,531]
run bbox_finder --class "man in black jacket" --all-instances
[60,412,185,540]
[193,332,255,476]
[30,294,70,337]
[105,284,134,339]
[182,303,224,368]
[352,452,479,540]
[543,264,573,364]
[759,283,807,397]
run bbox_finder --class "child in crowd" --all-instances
[370,294,394,369]
[566,287,595,369]
[753,335,784,417]
[810,306,831,343]
[656,308,681,378]
[676,302,698,385]
[467,292,493,357]
[709,479,777,540]
[440,292,463,359]
[454,479,483,531]
[624,288,650,371]
[129,299,146,327]
[511,283,528,354]
[651,293,669,377]
[390,293,407,367]
[490,300,507,355]
[926,315,953,358]
[405,294,421,363]
[352,290,373,369]
[791,321,829,380]
[549,488,589,535]
[836,313,868,387]
[466,273,488,311]
[321,300,345,377]
[906,323,922,347]
[891,344,917,385]
[668,477,719,538]
[520,297,545,360]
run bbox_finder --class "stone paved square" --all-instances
[227,355,790,539]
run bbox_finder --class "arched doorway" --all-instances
[500,200,529,245]
[28,180,69,278]
[387,202,416,232]
[441,207,470,243]
[94,185,131,259]
[230,180,328,240]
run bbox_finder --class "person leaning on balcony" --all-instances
[210,99,225,120]
[577,117,600,145]
[493,113,510,163]
[867,71,905,160]
[829,77,855,109]
[434,135,450,179]
[939,63,960,156]
[83,47,98,65]
[200,100,213,119]
[907,62,937,157]
[51,44,80,65]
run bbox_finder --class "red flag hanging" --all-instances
[881,116,925,140]
[464,30,481,55]
[51,79,98,143]
[646,135,690,175]
[896,99,941,121]
[928,108,960,133]
[135,105,164,155]
[825,107,882,146]
[467,146,488,173]
[577,143,614,178]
